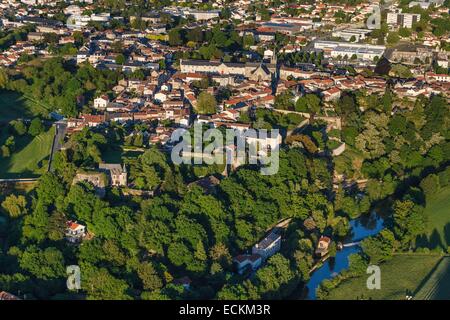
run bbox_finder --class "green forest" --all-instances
[0,89,448,299]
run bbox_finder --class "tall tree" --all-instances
[196,92,217,115]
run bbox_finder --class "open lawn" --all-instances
[415,186,450,250]
[0,90,50,122]
[102,146,143,163]
[414,257,450,300]
[0,127,54,178]
[326,254,442,300]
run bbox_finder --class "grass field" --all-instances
[0,127,54,178]
[415,186,450,250]
[326,254,442,300]
[102,146,143,163]
[0,90,50,122]
[414,257,450,300]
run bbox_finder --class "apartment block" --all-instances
[387,10,421,28]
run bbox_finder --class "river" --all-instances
[306,212,385,300]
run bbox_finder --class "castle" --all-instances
[98,163,128,187]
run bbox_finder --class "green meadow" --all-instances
[0,90,55,178]
[0,127,54,178]
[326,254,442,300]
[415,186,450,250]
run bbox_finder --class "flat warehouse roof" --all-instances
[334,46,385,54]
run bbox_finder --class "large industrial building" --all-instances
[314,40,386,62]
[332,28,372,42]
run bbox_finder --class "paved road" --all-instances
[48,121,67,172]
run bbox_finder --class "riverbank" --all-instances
[306,212,384,299]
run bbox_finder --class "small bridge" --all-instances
[342,241,361,248]
[0,178,38,183]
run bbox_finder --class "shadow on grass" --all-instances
[413,257,450,300]
[0,90,36,122]
[0,133,34,177]
[412,257,443,297]
[415,223,450,251]
[432,258,450,300]
[444,224,450,248]
[0,128,53,179]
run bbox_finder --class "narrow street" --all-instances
[48,120,67,172]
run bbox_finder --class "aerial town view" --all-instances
[0,0,449,308]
